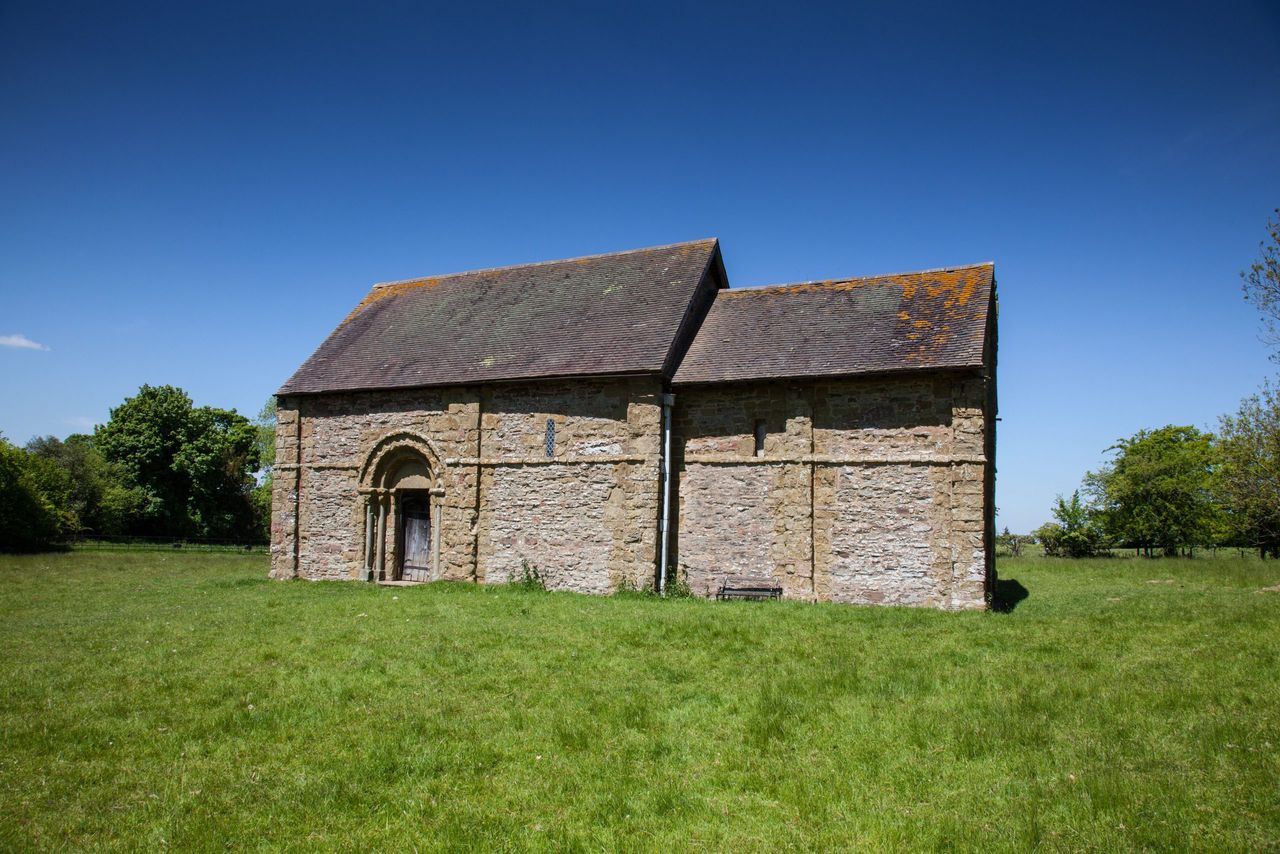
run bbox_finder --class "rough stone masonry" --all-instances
[271,239,997,609]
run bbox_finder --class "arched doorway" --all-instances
[358,433,444,583]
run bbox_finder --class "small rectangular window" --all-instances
[545,419,556,458]
[753,419,766,457]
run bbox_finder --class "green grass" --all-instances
[1,552,1278,851]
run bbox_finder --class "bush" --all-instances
[996,527,1027,557]
[0,439,67,551]
[1036,492,1102,558]
[664,566,694,598]
[514,558,547,591]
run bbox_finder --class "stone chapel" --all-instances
[270,239,997,609]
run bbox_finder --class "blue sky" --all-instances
[2,1,1277,532]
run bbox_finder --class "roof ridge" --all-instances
[371,238,719,289]
[725,261,995,295]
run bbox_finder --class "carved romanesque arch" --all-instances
[359,430,445,491]
[357,431,446,582]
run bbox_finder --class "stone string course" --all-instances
[271,371,993,609]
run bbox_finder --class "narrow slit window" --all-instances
[753,419,766,457]
[545,419,556,457]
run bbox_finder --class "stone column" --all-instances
[376,495,387,582]
[471,389,485,583]
[363,496,374,580]
[431,494,442,580]
[388,491,400,582]
[269,401,302,580]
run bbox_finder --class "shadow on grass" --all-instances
[992,577,1029,613]
[0,543,71,555]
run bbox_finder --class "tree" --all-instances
[1084,426,1219,555]
[94,385,196,534]
[0,436,66,551]
[173,405,260,539]
[17,449,78,535]
[250,397,276,541]
[94,385,261,540]
[256,397,276,473]
[25,434,143,536]
[1217,383,1280,557]
[1034,491,1101,558]
[1242,208,1280,360]
[996,525,1024,557]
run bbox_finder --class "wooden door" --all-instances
[401,496,431,582]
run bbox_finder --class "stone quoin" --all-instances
[271,239,997,609]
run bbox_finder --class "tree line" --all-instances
[1028,407,1278,558]
[1027,210,1280,559]
[0,385,275,551]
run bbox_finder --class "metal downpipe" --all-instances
[658,392,674,595]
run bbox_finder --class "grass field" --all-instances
[1,552,1278,851]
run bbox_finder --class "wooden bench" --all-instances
[715,576,783,601]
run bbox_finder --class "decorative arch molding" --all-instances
[358,430,446,491]
[357,430,446,583]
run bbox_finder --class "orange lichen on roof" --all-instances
[672,259,992,385]
[718,264,990,367]
[337,277,446,328]
[721,263,990,304]
[718,279,872,298]
[898,271,982,305]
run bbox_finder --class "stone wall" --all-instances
[270,378,663,592]
[474,382,660,592]
[672,371,992,609]
[270,369,993,609]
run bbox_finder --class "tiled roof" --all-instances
[279,240,722,395]
[671,263,994,385]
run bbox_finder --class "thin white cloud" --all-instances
[66,416,96,431]
[0,333,50,351]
